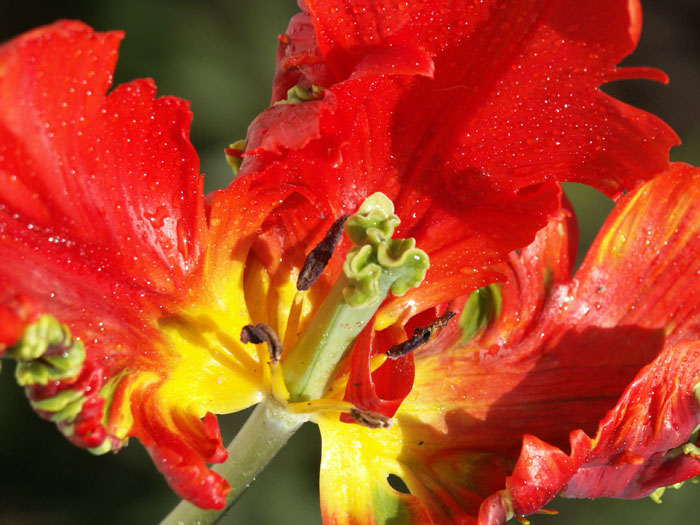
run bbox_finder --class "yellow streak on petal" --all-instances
[595,188,645,265]
[318,413,407,524]
[158,260,265,417]
[108,371,160,441]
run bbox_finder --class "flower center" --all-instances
[242,192,430,426]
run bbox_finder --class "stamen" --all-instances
[269,361,290,402]
[386,311,456,359]
[283,292,306,352]
[297,215,349,291]
[240,324,289,402]
[240,323,283,363]
[350,408,393,429]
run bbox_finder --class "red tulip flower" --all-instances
[1,1,697,524]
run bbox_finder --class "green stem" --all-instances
[159,400,306,525]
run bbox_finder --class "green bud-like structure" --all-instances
[458,283,502,343]
[225,139,246,175]
[8,314,86,386]
[31,388,86,421]
[284,192,429,401]
[274,84,324,106]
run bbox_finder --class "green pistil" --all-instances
[8,314,85,386]
[283,192,429,402]
[274,84,324,106]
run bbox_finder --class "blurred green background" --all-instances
[0,1,699,524]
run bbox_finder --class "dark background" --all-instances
[0,1,699,523]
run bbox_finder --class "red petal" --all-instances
[0,21,205,294]
[244,0,676,327]
[349,166,700,523]
[0,22,253,510]
[571,163,700,343]
[295,0,677,200]
[563,340,700,499]
[342,321,416,420]
[303,0,647,82]
[495,164,700,516]
[131,390,230,509]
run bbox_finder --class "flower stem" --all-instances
[159,400,306,525]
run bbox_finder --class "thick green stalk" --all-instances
[159,401,306,525]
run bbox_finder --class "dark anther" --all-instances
[296,215,349,291]
[350,408,392,429]
[240,323,284,363]
[386,311,456,360]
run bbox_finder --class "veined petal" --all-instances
[493,164,700,518]
[322,165,700,524]
[0,21,205,293]
[240,0,676,327]
[318,413,433,525]
[563,340,700,498]
[572,163,700,341]
[301,0,675,200]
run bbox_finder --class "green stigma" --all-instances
[343,193,429,307]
